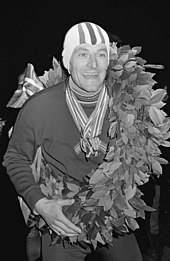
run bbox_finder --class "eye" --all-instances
[98,52,107,58]
[78,52,88,57]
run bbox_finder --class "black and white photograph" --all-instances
[0,1,170,260]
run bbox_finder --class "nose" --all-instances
[87,54,97,68]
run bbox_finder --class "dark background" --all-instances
[0,0,170,260]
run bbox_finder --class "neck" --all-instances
[69,77,103,100]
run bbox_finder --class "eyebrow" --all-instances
[76,47,107,52]
[97,48,107,52]
[76,47,89,52]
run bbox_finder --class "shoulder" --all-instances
[16,80,68,124]
[22,80,67,112]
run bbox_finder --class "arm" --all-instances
[3,104,44,209]
[3,100,81,236]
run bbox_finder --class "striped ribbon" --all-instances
[7,63,44,108]
[66,86,109,158]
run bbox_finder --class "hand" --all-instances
[35,198,81,237]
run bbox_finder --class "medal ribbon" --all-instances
[66,86,109,157]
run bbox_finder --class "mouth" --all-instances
[83,72,99,78]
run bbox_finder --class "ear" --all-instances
[69,60,73,75]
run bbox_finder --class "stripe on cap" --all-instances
[78,24,86,44]
[85,22,97,45]
[96,25,105,44]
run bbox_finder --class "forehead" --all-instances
[73,43,108,53]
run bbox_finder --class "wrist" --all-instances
[34,197,49,214]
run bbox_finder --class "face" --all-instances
[69,43,108,92]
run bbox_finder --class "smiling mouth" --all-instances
[83,73,99,78]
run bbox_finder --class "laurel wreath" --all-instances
[2,43,170,249]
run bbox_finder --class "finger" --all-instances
[61,233,78,237]
[56,228,78,237]
[46,220,78,235]
[53,220,80,234]
[57,199,75,206]
[56,214,81,234]
[49,224,79,237]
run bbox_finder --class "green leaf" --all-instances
[126,217,139,231]
[62,187,71,196]
[39,70,49,85]
[89,169,106,185]
[63,201,80,218]
[129,195,145,208]
[124,208,136,218]
[50,234,62,245]
[137,210,145,219]
[122,133,128,144]
[149,89,167,105]
[161,121,170,134]
[91,239,98,250]
[46,58,63,87]
[113,64,123,70]
[85,198,97,207]
[98,194,113,211]
[163,131,170,140]
[95,215,106,228]
[104,161,122,177]
[138,170,149,183]
[67,183,80,193]
[72,214,80,224]
[110,206,118,219]
[118,45,131,53]
[101,228,113,243]
[129,73,137,82]
[115,194,128,211]
[137,87,151,100]
[38,217,46,229]
[40,184,51,197]
[125,61,137,68]
[152,101,166,109]
[136,56,146,66]
[162,141,170,147]
[124,169,132,187]
[88,226,98,241]
[81,213,95,225]
[149,106,166,125]
[91,190,106,200]
[109,122,117,138]
[119,54,129,63]
[66,191,78,198]
[125,185,136,200]
[78,232,86,242]
[112,217,125,227]
[154,157,168,164]
[105,146,115,161]
[134,173,143,185]
[69,235,78,244]
[136,161,144,168]
[111,189,118,201]
[132,46,142,55]
[152,161,162,174]
[141,205,155,212]
[96,232,105,245]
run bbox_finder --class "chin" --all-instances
[85,86,101,92]
[81,81,103,92]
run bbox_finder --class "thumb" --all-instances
[57,198,75,207]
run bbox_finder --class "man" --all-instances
[3,22,142,261]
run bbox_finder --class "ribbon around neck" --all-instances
[66,85,109,158]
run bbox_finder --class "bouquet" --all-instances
[3,43,170,249]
